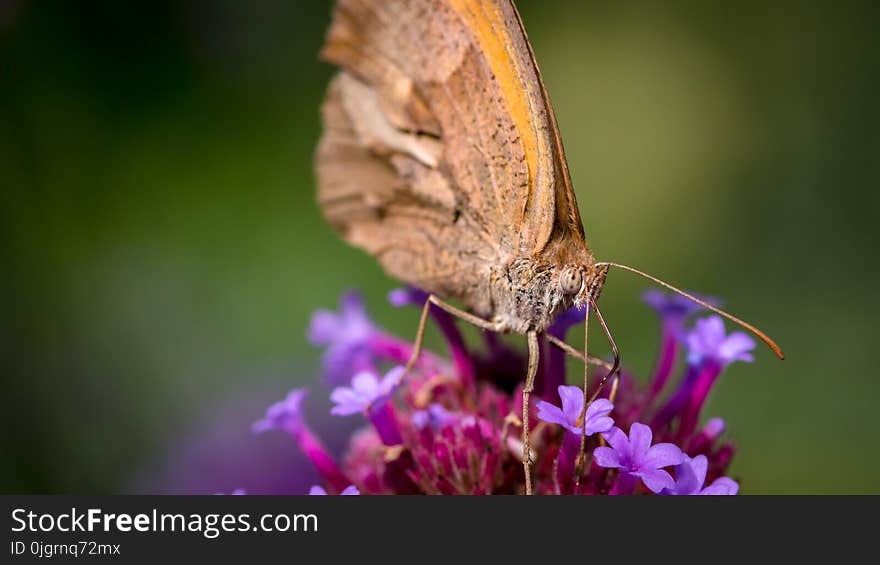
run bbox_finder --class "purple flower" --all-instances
[536,386,614,436]
[412,403,457,432]
[309,485,360,495]
[654,318,756,437]
[252,388,307,435]
[685,315,756,367]
[330,367,404,416]
[594,423,685,493]
[309,291,380,383]
[702,418,726,439]
[388,287,427,308]
[538,385,614,494]
[253,387,352,493]
[665,317,755,438]
[643,289,715,323]
[662,454,739,495]
[330,367,406,445]
[643,290,717,402]
[687,418,727,454]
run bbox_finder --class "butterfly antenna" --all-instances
[594,261,784,360]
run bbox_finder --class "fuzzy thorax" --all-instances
[489,258,607,334]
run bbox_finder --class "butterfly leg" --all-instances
[587,300,620,405]
[574,302,593,485]
[573,300,621,485]
[396,295,541,495]
[522,330,540,495]
[395,294,500,387]
[545,334,614,372]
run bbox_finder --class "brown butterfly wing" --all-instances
[317,71,497,314]
[503,1,587,246]
[316,0,586,314]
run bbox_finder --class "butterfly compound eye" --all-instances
[559,266,583,295]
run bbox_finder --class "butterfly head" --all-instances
[491,258,609,334]
[559,266,583,296]
[558,263,608,310]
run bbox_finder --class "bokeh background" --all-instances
[2,0,877,494]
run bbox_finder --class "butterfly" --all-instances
[314,0,783,494]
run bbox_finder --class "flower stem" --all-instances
[293,427,351,492]
[648,324,679,403]
[557,431,582,494]
[678,361,722,439]
[368,402,403,446]
[609,471,638,495]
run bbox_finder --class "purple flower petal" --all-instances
[351,372,380,397]
[324,347,376,386]
[643,289,716,322]
[330,372,378,415]
[701,316,726,346]
[628,423,653,459]
[413,403,457,432]
[718,332,756,364]
[642,289,669,313]
[637,468,675,494]
[308,311,341,344]
[388,287,427,307]
[689,454,709,487]
[330,367,401,416]
[642,443,685,470]
[329,389,362,416]
[309,484,360,495]
[602,427,630,457]
[308,291,382,383]
[340,290,366,316]
[583,399,615,436]
[664,454,708,495]
[663,455,739,495]
[685,315,756,367]
[700,477,739,495]
[308,291,373,347]
[558,385,586,427]
[592,446,620,468]
[538,392,614,437]
[379,366,406,391]
[411,411,429,430]
[535,400,569,429]
[597,423,689,493]
[252,388,307,435]
[703,418,726,438]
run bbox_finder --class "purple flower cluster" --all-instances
[247,288,753,495]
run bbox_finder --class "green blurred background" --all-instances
[2,0,877,494]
